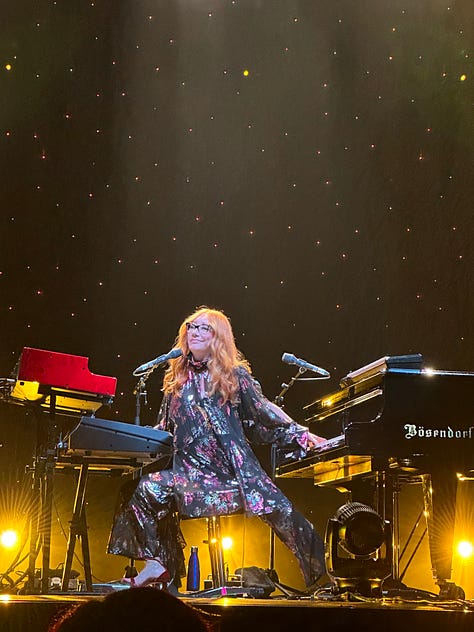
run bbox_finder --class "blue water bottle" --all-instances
[186,546,200,591]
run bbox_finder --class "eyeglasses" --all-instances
[186,322,213,334]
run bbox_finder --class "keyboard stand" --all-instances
[61,463,93,592]
[25,393,60,594]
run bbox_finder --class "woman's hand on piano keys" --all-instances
[307,432,327,450]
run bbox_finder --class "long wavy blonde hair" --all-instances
[162,307,251,402]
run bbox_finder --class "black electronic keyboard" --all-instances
[66,416,172,459]
[276,354,474,595]
[59,416,172,472]
[56,417,173,592]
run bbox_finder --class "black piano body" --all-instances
[276,354,474,595]
[279,356,474,480]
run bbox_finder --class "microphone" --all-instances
[281,352,330,378]
[133,348,182,375]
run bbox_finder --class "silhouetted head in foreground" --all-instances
[49,587,216,632]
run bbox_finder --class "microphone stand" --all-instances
[268,367,307,590]
[132,368,154,425]
[126,366,155,578]
[273,367,307,407]
[268,367,330,596]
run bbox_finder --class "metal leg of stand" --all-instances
[23,395,60,594]
[374,472,400,582]
[207,516,226,588]
[25,456,55,594]
[39,393,60,594]
[27,459,42,592]
[391,477,401,582]
[41,458,56,594]
[80,507,93,591]
[374,471,401,584]
[61,464,93,592]
[186,515,248,598]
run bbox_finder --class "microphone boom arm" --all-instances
[273,366,307,406]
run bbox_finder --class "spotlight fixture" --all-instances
[325,502,392,597]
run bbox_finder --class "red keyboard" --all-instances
[10,347,117,415]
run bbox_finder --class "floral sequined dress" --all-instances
[108,364,325,586]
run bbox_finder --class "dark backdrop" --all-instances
[0,0,473,593]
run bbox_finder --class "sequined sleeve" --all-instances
[156,393,174,434]
[237,367,309,453]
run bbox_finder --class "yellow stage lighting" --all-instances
[0,529,19,549]
[457,540,473,559]
[222,536,233,550]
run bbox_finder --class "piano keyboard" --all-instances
[313,434,345,453]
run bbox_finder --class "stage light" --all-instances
[456,540,473,560]
[325,502,392,597]
[0,529,19,549]
[221,536,233,551]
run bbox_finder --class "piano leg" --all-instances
[422,469,465,599]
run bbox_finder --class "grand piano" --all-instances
[276,354,474,598]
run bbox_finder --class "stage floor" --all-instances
[2,589,474,632]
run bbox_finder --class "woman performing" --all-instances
[108,307,326,589]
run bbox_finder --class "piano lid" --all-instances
[340,354,424,386]
[303,354,474,425]
[303,354,424,422]
[8,347,117,415]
